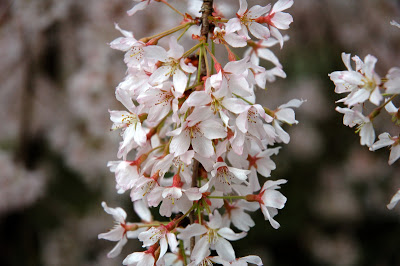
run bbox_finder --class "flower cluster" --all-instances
[100,0,300,264]
[329,21,400,209]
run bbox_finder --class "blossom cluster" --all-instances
[329,21,400,210]
[100,0,300,265]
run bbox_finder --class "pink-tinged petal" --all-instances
[341,53,352,71]
[385,101,398,113]
[168,36,184,59]
[263,190,287,209]
[192,136,214,158]
[215,237,236,262]
[167,126,184,137]
[123,252,144,265]
[208,210,223,229]
[180,58,197,73]
[127,1,149,16]
[177,224,208,240]
[218,227,247,241]
[167,232,178,252]
[237,0,248,16]
[225,32,248,47]
[256,158,276,177]
[114,23,133,38]
[107,237,128,258]
[200,120,227,139]
[116,89,136,113]
[242,255,263,265]
[162,187,182,199]
[271,0,294,13]
[387,189,400,209]
[369,87,382,106]
[231,210,255,231]
[184,187,202,201]
[363,54,377,79]
[191,236,210,265]
[185,91,211,107]
[133,123,147,146]
[271,12,293,29]
[227,167,250,180]
[279,99,305,109]
[143,45,168,62]
[248,4,271,18]
[224,57,249,74]
[98,226,124,242]
[258,48,281,67]
[389,144,400,165]
[173,69,188,95]
[225,18,242,33]
[134,200,152,222]
[270,26,284,48]
[236,112,249,133]
[180,150,195,165]
[261,206,281,229]
[359,122,375,147]
[222,98,250,114]
[101,202,127,222]
[170,130,191,156]
[275,108,297,124]
[159,237,168,261]
[187,107,213,125]
[273,120,290,143]
[370,133,393,151]
[149,66,171,86]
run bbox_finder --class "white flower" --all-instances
[123,251,155,266]
[98,202,131,258]
[145,37,196,95]
[168,107,226,158]
[138,225,178,262]
[178,211,246,264]
[247,179,287,229]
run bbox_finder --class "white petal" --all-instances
[389,144,400,165]
[218,227,247,241]
[215,238,236,262]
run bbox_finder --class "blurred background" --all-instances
[1,0,400,265]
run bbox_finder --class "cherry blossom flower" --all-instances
[123,250,155,266]
[178,211,247,264]
[247,179,287,229]
[329,53,382,106]
[107,160,140,193]
[258,0,294,47]
[109,90,147,158]
[98,202,132,258]
[229,0,272,40]
[168,107,227,158]
[385,67,400,94]
[145,37,197,95]
[138,225,178,262]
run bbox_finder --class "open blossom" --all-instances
[178,211,247,264]
[329,53,382,107]
[168,107,227,158]
[145,37,197,95]
[98,202,132,258]
[228,0,272,40]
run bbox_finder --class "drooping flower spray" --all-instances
[100,0,301,264]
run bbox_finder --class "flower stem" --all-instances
[159,0,184,17]
[208,195,246,200]
[140,22,193,43]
